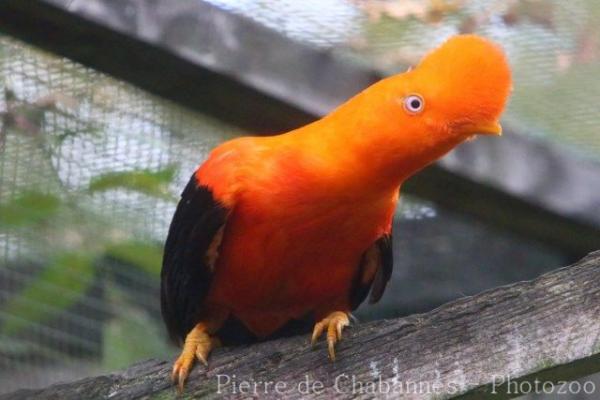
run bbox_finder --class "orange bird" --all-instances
[161,34,512,389]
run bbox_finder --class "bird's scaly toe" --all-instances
[311,311,350,361]
[171,324,220,392]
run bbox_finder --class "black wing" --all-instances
[349,234,393,310]
[160,174,228,343]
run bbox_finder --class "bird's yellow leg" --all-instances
[311,311,350,361]
[171,322,221,392]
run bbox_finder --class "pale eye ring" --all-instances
[403,94,425,114]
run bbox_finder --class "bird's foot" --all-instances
[171,323,221,393]
[311,311,350,361]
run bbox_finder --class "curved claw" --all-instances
[195,337,221,367]
[172,353,195,393]
[327,320,339,361]
[171,325,220,393]
[311,320,326,346]
[311,311,350,361]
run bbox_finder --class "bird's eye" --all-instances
[403,94,424,114]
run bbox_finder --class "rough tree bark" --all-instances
[3,251,600,400]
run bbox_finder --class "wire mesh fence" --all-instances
[0,35,240,391]
[206,0,600,159]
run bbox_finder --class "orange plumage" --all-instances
[162,34,512,388]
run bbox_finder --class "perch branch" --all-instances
[3,251,600,400]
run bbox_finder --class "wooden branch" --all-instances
[3,251,600,400]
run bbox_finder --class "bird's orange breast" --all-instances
[204,179,397,337]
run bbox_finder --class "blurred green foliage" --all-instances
[0,27,239,385]
[0,191,61,228]
[105,241,163,277]
[1,251,95,336]
[0,90,177,342]
[88,165,178,201]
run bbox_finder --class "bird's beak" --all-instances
[460,120,503,136]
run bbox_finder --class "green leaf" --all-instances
[88,165,178,200]
[1,252,95,336]
[105,241,163,277]
[0,191,61,227]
